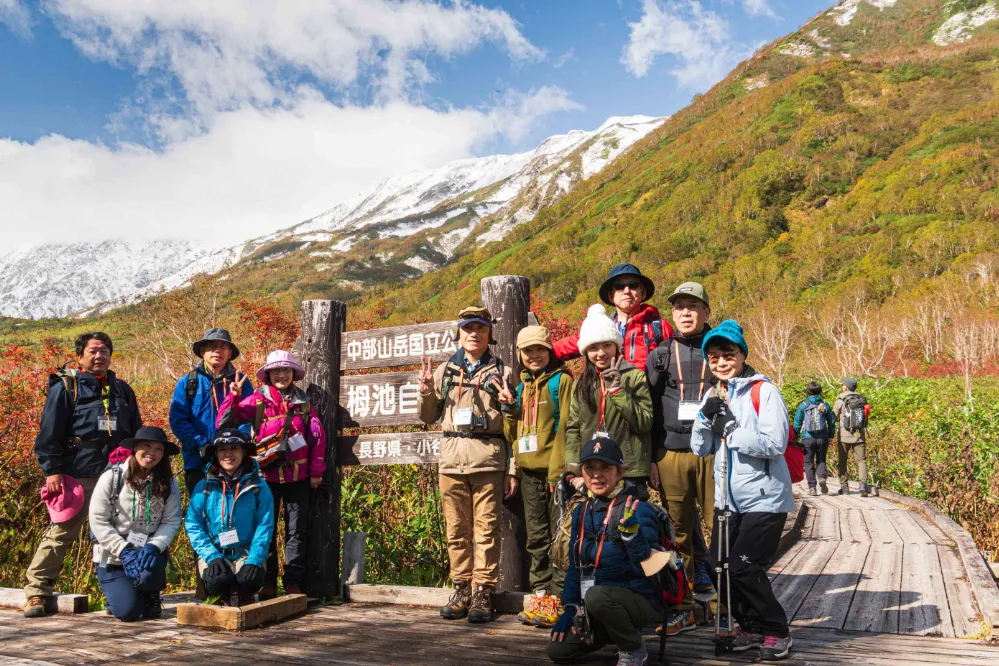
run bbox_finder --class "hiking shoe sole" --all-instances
[760,638,793,661]
[23,607,47,618]
[467,611,493,623]
[440,608,468,620]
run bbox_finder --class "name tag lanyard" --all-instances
[519,383,541,439]
[597,375,609,433]
[675,340,708,403]
[131,480,151,526]
[100,378,113,435]
[220,478,241,532]
[211,376,231,412]
[455,369,485,408]
[577,495,620,572]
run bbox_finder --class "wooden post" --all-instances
[342,531,367,598]
[301,299,347,600]
[481,275,530,593]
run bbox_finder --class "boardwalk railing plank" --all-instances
[937,543,987,638]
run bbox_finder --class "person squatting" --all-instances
[24,265,867,663]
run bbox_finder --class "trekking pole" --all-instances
[714,434,734,658]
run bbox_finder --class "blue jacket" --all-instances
[793,395,835,440]
[184,460,274,567]
[691,371,795,514]
[169,364,253,471]
[561,492,662,611]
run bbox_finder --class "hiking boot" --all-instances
[527,593,561,628]
[807,487,817,496]
[144,593,163,620]
[23,596,48,618]
[258,584,278,601]
[467,584,494,623]
[759,635,793,661]
[693,559,714,594]
[657,608,695,636]
[439,581,471,620]
[284,584,303,596]
[616,644,648,666]
[732,629,764,652]
[860,486,869,498]
[819,480,828,494]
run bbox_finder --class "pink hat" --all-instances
[40,476,85,524]
[256,350,306,383]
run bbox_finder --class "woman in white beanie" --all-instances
[564,304,654,490]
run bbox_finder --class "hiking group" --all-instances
[20,264,871,665]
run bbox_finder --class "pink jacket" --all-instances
[217,384,326,484]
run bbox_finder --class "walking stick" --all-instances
[714,432,734,657]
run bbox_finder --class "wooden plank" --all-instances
[841,508,872,543]
[345,584,531,614]
[844,543,903,634]
[768,540,807,579]
[342,532,367,593]
[338,431,442,466]
[339,370,424,427]
[889,509,935,544]
[793,541,870,629]
[900,542,953,637]
[176,603,241,631]
[771,540,839,618]
[0,588,88,614]
[808,505,841,541]
[913,512,955,547]
[938,544,985,638]
[175,595,307,631]
[864,508,901,545]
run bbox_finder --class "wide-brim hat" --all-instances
[256,350,306,383]
[120,425,181,456]
[40,476,85,524]
[599,263,655,306]
[193,328,240,360]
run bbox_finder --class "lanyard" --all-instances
[675,340,707,402]
[520,382,541,437]
[99,378,112,435]
[211,376,230,411]
[220,478,241,529]
[597,375,608,431]
[455,368,484,401]
[577,496,619,571]
[131,479,151,525]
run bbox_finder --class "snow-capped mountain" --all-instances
[2,115,665,319]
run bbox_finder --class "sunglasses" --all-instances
[214,438,246,448]
[613,280,642,291]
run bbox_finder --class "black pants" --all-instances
[802,438,829,488]
[710,511,789,638]
[266,479,310,589]
[185,469,207,600]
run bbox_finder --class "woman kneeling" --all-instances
[547,437,661,666]
[90,426,182,621]
[185,428,275,606]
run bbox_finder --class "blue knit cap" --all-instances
[701,319,749,360]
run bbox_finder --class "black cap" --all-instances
[120,426,180,456]
[192,328,241,360]
[580,436,625,466]
[213,427,249,446]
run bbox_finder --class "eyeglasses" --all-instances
[671,302,704,312]
[613,280,641,291]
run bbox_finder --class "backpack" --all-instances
[516,371,565,434]
[802,402,827,437]
[89,464,172,545]
[184,369,199,404]
[750,381,804,484]
[842,394,869,434]
[549,489,586,573]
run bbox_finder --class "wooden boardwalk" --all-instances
[771,479,984,638]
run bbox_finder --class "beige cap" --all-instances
[516,325,552,350]
[668,281,709,307]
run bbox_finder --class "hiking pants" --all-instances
[24,477,98,598]
[837,439,868,486]
[546,585,659,663]
[656,449,714,606]
[802,438,829,488]
[95,554,169,622]
[440,471,503,587]
[709,511,789,638]
[265,479,310,590]
[185,468,207,599]
[521,468,563,596]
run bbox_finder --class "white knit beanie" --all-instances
[577,304,623,355]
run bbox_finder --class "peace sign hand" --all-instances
[618,495,640,535]
[491,377,515,405]
[601,355,623,391]
[419,356,436,395]
[232,370,249,395]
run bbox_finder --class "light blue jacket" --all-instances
[184,461,274,567]
[691,371,795,514]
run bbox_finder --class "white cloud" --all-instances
[742,0,778,19]
[621,0,749,90]
[552,47,575,68]
[0,0,32,37]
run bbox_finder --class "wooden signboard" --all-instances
[340,321,459,371]
[338,431,442,466]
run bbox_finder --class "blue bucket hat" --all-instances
[599,264,655,306]
[701,319,748,360]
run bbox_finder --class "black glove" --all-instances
[700,396,726,419]
[551,604,577,638]
[711,407,736,436]
[236,564,264,591]
[206,558,229,581]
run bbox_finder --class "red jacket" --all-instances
[553,303,674,370]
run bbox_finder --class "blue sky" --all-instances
[0,0,835,248]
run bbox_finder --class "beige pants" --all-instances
[439,471,504,587]
[657,450,714,607]
[197,555,253,575]
[24,477,98,598]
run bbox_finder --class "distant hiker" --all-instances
[169,327,253,599]
[691,320,793,662]
[184,428,275,607]
[793,382,835,496]
[546,437,662,666]
[833,377,870,497]
[24,332,142,619]
[217,350,326,599]
[553,263,674,370]
[645,281,715,634]
[90,427,182,621]
[417,306,518,624]
[564,304,654,495]
[504,326,574,628]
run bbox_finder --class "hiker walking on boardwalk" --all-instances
[184,428,275,607]
[24,332,142,618]
[690,320,794,661]
[217,350,326,599]
[503,325,574,628]
[833,377,870,497]
[546,437,663,666]
[418,306,519,624]
[553,264,673,370]
[793,382,835,496]
[90,426,182,621]
[169,327,253,599]
[646,281,716,634]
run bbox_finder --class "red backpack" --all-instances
[750,381,804,484]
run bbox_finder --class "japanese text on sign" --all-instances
[356,438,440,460]
[345,330,457,364]
[346,382,420,418]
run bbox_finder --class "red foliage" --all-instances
[234,299,301,378]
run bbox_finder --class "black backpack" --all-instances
[842,394,868,434]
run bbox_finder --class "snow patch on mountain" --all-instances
[831,0,897,26]
[934,3,999,45]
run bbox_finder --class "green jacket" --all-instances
[504,364,574,484]
[565,362,654,479]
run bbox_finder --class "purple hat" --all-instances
[256,350,306,383]
[40,476,85,524]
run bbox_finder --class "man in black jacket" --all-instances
[646,282,715,634]
[24,332,142,618]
